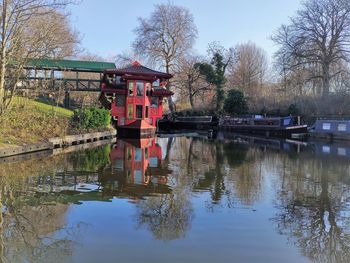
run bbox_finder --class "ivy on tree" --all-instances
[195,43,234,113]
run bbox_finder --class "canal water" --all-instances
[0,133,350,263]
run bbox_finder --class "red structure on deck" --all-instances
[100,61,173,138]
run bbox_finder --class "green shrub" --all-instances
[71,107,111,130]
[224,89,249,115]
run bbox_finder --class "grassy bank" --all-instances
[0,97,74,147]
[0,97,114,147]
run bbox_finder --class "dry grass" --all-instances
[0,97,73,146]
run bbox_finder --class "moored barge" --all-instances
[219,115,307,138]
[158,116,218,131]
[309,119,350,141]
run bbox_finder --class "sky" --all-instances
[68,0,303,62]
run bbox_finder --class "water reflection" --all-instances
[0,134,350,262]
[272,150,350,263]
[0,164,75,263]
[102,138,172,199]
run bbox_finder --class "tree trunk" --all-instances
[189,93,194,109]
[0,0,8,115]
[188,79,194,109]
[216,85,224,112]
[165,61,175,113]
[0,62,5,115]
[322,64,330,97]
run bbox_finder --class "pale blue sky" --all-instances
[69,0,303,61]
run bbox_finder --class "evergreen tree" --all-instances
[223,89,249,115]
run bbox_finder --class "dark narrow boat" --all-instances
[309,120,350,141]
[158,116,218,131]
[219,116,307,138]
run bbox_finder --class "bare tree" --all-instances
[228,42,268,104]
[133,2,198,112]
[272,0,350,97]
[0,0,77,114]
[172,55,212,109]
[27,7,79,59]
[114,50,143,68]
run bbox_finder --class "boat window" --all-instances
[128,81,134,96]
[150,97,158,108]
[153,79,160,87]
[145,106,149,118]
[136,81,144,96]
[146,83,152,95]
[119,117,125,125]
[134,148,142,161]
[283,118,291,126]
[127,104,133,119]
[322,123,331,130]
[136,105,143,119]
[338,147,346,156]
[338,124,347,131]
[322,146,330,153]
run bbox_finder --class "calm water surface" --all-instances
[0,133,350,263]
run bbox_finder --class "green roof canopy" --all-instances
[26,58,116,73]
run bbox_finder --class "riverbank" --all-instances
[0,97,114,148]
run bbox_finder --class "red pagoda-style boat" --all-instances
[99,61,173,138]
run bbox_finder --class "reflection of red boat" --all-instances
[108,138,170,193]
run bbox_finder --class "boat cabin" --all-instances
[99,61,173,138]
[219,115,308,138]
[310,120,350,140]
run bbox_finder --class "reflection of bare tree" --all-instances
[163,137,174,163]
[4,206,74,263]
[272,156,350,263]
[0,144,124,262]
[136,191,193,240]
[0,149,104,263]
[195,141,263,208]
[0,173,77,263]
[230,148,263,206]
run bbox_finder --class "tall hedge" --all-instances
[71,107,111,130]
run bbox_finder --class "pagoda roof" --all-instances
[105,61,172,79]
[152,87,174,97]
